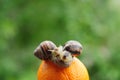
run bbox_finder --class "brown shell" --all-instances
[34,41,57,60]
[63,40,83,56]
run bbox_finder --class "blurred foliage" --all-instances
[0,0,120,80]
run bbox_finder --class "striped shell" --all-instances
[34,41,57,60]
[63,40,83,56]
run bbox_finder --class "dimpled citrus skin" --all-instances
[37,57,89,80]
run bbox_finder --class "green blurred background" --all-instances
[0,0,120,80]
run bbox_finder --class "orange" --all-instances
[37,57,89,80]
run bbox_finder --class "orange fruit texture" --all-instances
[38,57,89,80]
[34,40,89,80]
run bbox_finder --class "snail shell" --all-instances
[34,41,57,60]
[63,40,83,56]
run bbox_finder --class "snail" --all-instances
[34,40,83,67]
[34,41,57,60]
[63,40,83,56]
